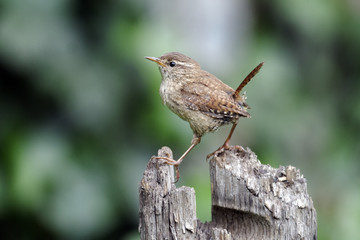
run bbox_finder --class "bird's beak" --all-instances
[145,56,166,67]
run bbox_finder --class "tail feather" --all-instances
[233,62,264,99]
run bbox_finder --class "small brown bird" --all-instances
[146,52,263,180]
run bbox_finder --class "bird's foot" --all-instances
[233,145,245,152]
[206,144,245,160]
[151,156,179,165]
[151,156,181,182]
[206,143,230,160]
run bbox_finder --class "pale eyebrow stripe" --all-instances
[176,62,193,67]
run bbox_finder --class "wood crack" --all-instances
[139,146,317,239]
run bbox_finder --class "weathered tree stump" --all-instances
[139,146,317,240]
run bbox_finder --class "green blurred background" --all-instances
[1,0,359,239]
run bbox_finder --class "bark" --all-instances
[139,146,317,240]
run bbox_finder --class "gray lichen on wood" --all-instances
[139,146,317,239]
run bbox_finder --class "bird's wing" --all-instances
[181,81,250,120]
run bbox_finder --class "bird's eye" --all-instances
[169,61,176,67]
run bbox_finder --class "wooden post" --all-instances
[139,146,317,240]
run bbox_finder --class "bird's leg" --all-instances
[207,121,238,159]
[153,135,201,182]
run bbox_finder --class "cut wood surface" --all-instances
[139,146,317,240]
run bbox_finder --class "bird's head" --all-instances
[145,52,200,81]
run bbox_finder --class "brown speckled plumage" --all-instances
[145,52,263,181]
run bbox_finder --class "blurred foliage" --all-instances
[0,0,359,239]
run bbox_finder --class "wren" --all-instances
[145,52,263,181]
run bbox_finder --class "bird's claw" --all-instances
[151,156,181,183]
[207,145,246,160]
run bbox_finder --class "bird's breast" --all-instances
[160,79,183,108]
